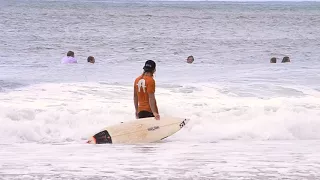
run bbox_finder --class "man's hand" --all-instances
[153,113,160,120]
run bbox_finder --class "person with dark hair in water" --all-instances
[270,57,277,63]
[282,56,290,63]
[133,60,160,120]
[87,56,95,64]
[61,51,77,64]
[186,55,194,64]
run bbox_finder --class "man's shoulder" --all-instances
[134,75,154,83]
[145,76,155,84]
[134,75,143,82]
[61,56,68,63]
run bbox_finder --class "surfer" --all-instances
[61,51,77,64]
[186,55,194,64]
[134,60,160,120]
[281,56,290,63]
[87,56,95,64]
[270,57,277,63]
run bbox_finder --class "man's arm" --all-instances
[147,79,159,120]
[133,85,138,119]
[148,93,159,119]
[134,86,138,113]
[154,97,159,114]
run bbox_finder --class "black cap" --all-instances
[143,60,156,72]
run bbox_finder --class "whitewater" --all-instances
[1,0,320,179]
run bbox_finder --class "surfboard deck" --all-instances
[87,116,189,144]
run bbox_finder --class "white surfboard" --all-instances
[87,116,189,144]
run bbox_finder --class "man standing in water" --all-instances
[134,60,160,120]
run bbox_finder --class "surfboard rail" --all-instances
[87,117,189,144]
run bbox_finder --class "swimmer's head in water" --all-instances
[67,51,74,57]
[270,57,277,63]
[187,55,194,63]
[87,56,95,64]
[282,56,290,63]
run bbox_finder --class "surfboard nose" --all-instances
[184,118,190,125]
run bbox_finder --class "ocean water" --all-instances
[1,0,320,179]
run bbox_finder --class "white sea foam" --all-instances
[0,79,319,144]
[1,141,320,179]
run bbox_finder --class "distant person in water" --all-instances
[270,57,277,63]
[87,56,95,64]
[61,51,77,64]
[186,55,194,64]
[134,60,160,120]
[282,56,290,63]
